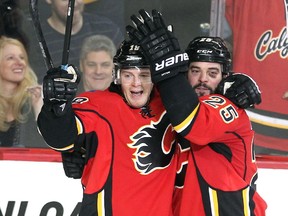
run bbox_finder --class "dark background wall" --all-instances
[123,0,211,49]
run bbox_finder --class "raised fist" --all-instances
[126,9,188,83]
[43,64,80,116]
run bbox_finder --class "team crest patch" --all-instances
[128,112,176,175]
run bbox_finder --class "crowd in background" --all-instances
[0,0,287,157]
[0,0,191,148]
[0,0,124,148]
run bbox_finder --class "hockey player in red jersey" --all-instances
[37,35,263,215]
[38,40,179,215]
[126,9,267,216]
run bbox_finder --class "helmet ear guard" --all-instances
[112,40,150,85]
[185,36,232,75]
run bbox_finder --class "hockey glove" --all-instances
[42,64,80,116]
[216,73,261,109]
[126,9,188,83]
[62,151,85,179]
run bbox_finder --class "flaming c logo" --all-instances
[128,112,176,175]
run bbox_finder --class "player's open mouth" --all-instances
[131,91,143,96]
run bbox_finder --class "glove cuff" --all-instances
[42,99,71,117]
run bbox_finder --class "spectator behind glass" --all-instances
[24,0,124,82]
[0,0,29,50]
[0,36,46,148]
[78,35,116,93]
[82,0,125,34]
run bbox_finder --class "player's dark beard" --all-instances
[193,83,214,96]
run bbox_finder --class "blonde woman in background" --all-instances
[0,36,45,147]
[78,35,116,93]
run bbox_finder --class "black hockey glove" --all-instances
[62,151,85,179]
[42,65,80,116]
[126,9,188,83]
[216,73,261,109]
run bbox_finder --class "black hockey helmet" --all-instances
[185,36,232,75]
[113,40,150,84]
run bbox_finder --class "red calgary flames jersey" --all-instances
[72,89,178,216]
[173,95,267,216]
[225,0,288,152]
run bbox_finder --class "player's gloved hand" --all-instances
[216,73,261,109]
[126,9,188,83]
[61,151,85,179]
[42,64,80,116]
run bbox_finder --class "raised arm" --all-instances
[126,9,199,128]
[37,65,80,151]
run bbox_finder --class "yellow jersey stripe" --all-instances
[242,187,250,216]
[97,190,105,216]
[209,188,219,216]
[174,103,200,133]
